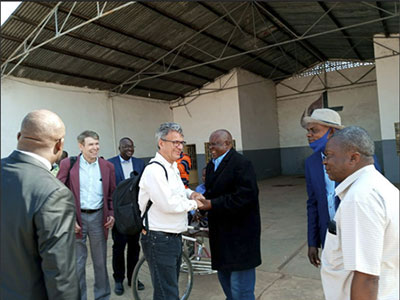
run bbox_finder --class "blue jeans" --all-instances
[140,231,182,300]
[217,268,256,300]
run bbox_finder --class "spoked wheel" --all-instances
[132,252,193,300]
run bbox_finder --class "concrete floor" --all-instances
[85,175,325,300]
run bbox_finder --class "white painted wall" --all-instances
[172,70,242,154]
[276,65,380,148]
[374,34,400,140]
[237,68,279,150]
[1,77,172,159]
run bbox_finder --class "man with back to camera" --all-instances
[57,130,116,300]
[303,108,381,268]
[138,122,205,300]
[1,109,79,300]
[321,126,399,300]
[198,129,261,300]
[108,137,145,295]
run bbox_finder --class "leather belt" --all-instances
[149,230,181,237]
[81,208,102,214]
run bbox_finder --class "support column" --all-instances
[374,34,400,183]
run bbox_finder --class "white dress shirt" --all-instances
[119,155,133,180]
[79,155,103,210]
[321,165,399,300]
[138,152,197,233]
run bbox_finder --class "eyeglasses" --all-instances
[161,139,186,147]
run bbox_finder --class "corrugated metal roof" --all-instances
[1,1,399,100]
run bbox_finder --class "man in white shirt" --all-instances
[138,122,204,300]
[321,126,399,300]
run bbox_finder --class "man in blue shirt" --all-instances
[108,137,145,295]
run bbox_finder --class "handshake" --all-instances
[190,192,212,210]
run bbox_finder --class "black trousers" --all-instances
[111,227,141,284]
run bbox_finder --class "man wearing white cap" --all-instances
[302,108,345,268]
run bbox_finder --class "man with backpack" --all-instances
[108,137,145,295]
[138,122,204,300]
[57,130,116,300]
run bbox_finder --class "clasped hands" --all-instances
[190,192,212,210]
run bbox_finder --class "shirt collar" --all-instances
[119,155,132,164]
[212,149,230,164]
[17,150,52,171]
[81,154,98,165]
[335,164,375,199]
[155,152,176,169]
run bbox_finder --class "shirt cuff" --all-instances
[185,189,194,199]
[189,199,198,211]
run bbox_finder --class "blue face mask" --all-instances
[309,129,330,153]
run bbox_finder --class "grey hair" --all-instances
[331,126,374,157]
[77,130,99,144]
[155,122,183,142]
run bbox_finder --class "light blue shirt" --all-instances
[321,152,336,220]
[79,155,103,209]
[212,149,230,171]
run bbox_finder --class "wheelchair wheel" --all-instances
[132,252,193,300]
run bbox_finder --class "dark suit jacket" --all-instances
[204,149,261,271]
[306,150,382,249]
[305,151,330,249]
[108,155,145,185]
[57,154,116,239]
[1,151,79,300]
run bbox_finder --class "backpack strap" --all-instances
[66,156,77,186]
[143,160,168,231]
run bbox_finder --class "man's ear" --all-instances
[54,138,64,155]
[17,132,21,141]
[328,128,336,138]
[349,152,361,165]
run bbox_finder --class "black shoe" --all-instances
[138,280,145,291]
[114,281,124,296]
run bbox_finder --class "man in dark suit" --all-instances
[199,129,261,300]
[303,109,344,268]
[57,130,116,300]
[108,137,145,295]
[1,109,79,300]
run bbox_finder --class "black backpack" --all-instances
[112,161,167,235]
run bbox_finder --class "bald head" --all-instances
[17,110,66,163]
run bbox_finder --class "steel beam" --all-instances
[37,2,228,75]
[376,2,390,38]
[1,2,135,79]
[138,2,291,75]
[318,2,364,60]
[1,33,201,89]
[1,59,183,98]
[6,14,213,83]
[197,2,309,69]
[115,11,399,94]
[256,2,328,62]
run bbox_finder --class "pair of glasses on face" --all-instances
[161,139,186,147]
